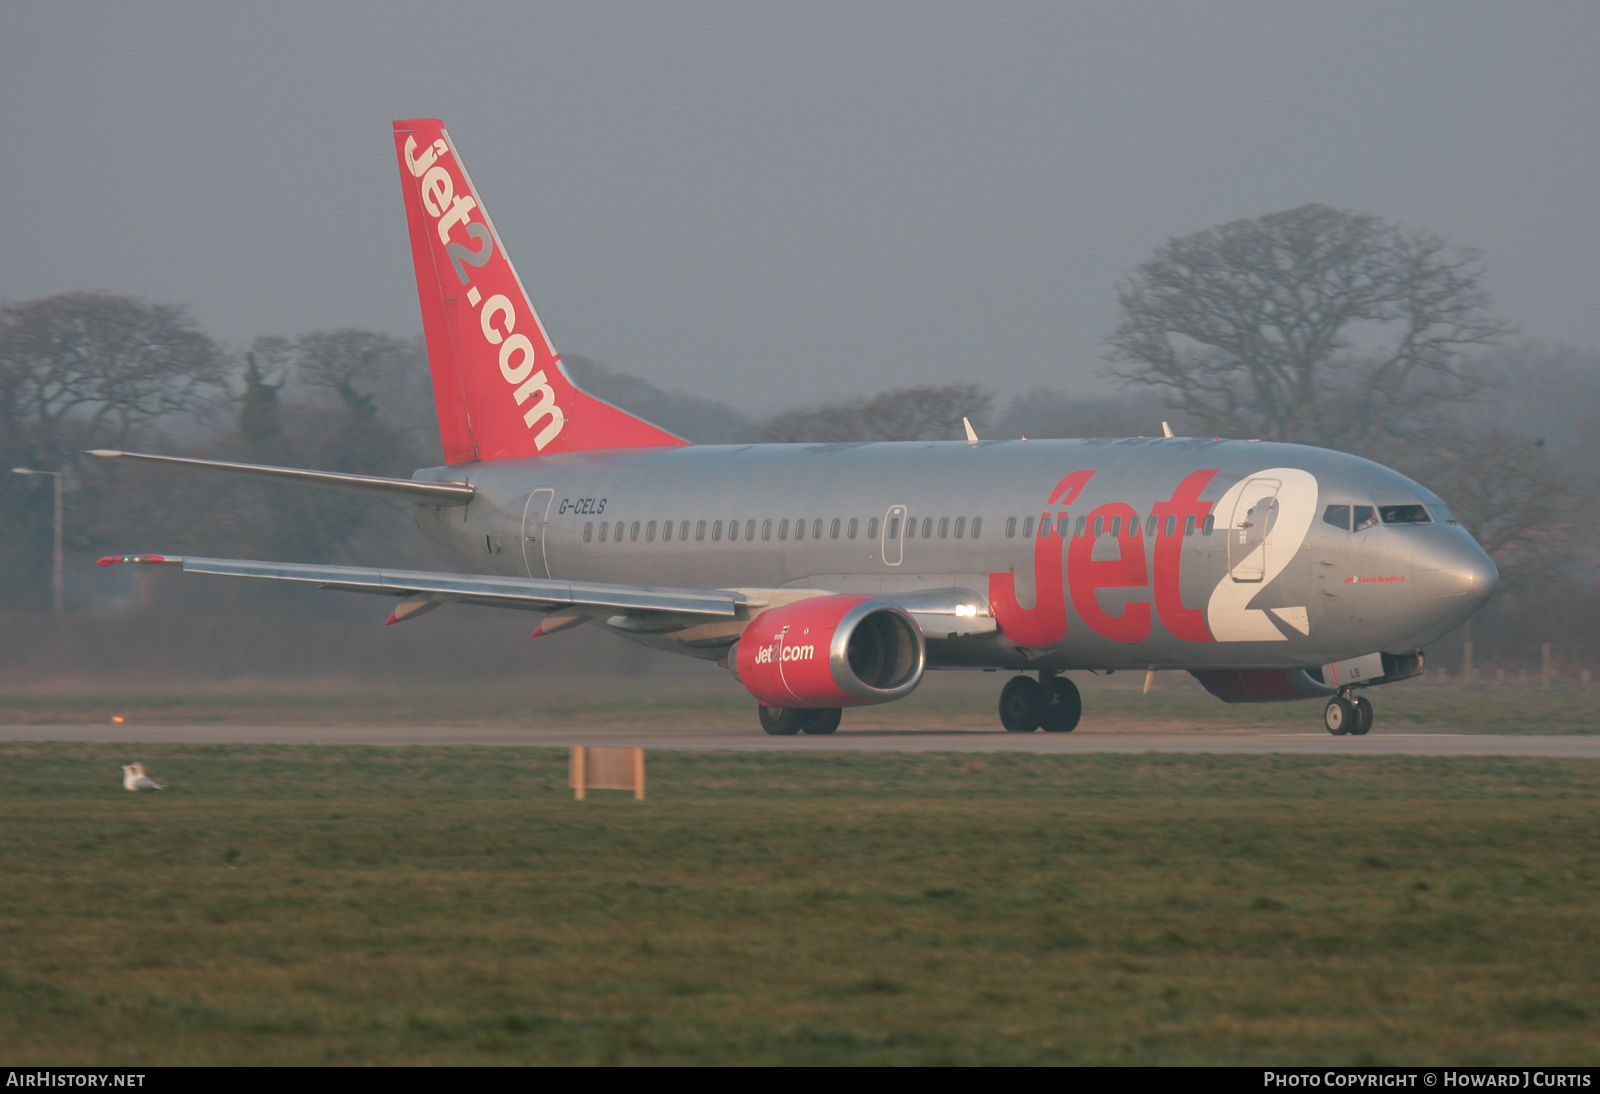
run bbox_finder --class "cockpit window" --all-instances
[1353,505,1379,531]
[1380,504,1432,525]
[1323,504,1351,531]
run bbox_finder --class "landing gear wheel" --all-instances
[1324,696,1355,736]
[999,676,1047,732]
[1041,676,1082,733]
[800,708,842,735]
[1350,696,1373,736]
[759,706,803,736]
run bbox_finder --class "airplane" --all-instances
[93,118,1499,738]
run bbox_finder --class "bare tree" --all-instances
[1105,205,1512,451]
[761,383,993,443]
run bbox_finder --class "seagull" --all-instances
[121,763,167,791]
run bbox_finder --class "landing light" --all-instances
[955,604,979,617]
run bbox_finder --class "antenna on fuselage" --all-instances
[1161,421,1175,439]
[963,417,980,446]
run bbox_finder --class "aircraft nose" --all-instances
[1413,531,1499,608]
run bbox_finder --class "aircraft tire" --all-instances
[1323,697,1355,736]
[1350,696,1374,736]
[999,676,1046,732]
[759,705,804,736]
[1041,676,1082,733]
[801,708,842,735]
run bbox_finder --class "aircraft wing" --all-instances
[97,554,747,625]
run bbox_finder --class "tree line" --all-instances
[2,204,1597,665]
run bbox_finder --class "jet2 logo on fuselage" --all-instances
[403,134,566,451]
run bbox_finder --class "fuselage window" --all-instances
[1354,506,1378,531]
[1183,515,1195,536]
[1164,514,1176,537]
[746,520,756,541]
[971,516,982,538]
[647,521,657,542]
[663,520,673,542]
[831,518,841,539]
[1093,516,1104,537]
[1005,517,1017,538]
[868,517,880,539]
[680,520,690,540]
[813,519,822,539]
[1022,516,1035,538]
[1058,514,1070,537]
[629,521,640,542]
[794,518,805,540]
[583,521,593,543]
[762,519,773,541]
[598,521,609,543]
[1380,504,1432,525]
[885,517,898,539]
[696,520,707,541]
[905,517,917,539]
[1202,514,1215,535]
[712,520,723,541]
[921,517,933,539]
[1075,516,1087,537]
[1146,515,1158,537]
[938,517,949,539]
[1039,517,1051,539]
[1110,516,1122,537]
[848,518,859,539]
[954,517,966,538]
[1323,504,1351,531]
[778,519,790,540]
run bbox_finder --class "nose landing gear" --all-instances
[999,672,1081,733]
[1323,692,1374,736]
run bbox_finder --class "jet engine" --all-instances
[730,594,925,707]
[1190,668,1339,703]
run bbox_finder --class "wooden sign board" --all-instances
[570,746,645,801]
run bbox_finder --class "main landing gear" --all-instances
[999,672,1081,733]
[759,705,843,736]
[1323,692,1374,736]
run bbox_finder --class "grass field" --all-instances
[4,742,1600,1064]
[1,674,1597,733]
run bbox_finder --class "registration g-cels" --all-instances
[1263,1074,1591,1088]
[95,118,1499,739]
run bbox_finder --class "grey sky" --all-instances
[3,2,1596,414]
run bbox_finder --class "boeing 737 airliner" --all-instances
[96,119,1498,737]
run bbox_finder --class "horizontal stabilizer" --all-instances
[87,450,475,506]
[98,554,746,618]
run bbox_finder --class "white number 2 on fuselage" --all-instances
[1206,467,1318,641]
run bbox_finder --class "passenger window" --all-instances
[1354,506,1378,531]
[954,517,965,539]
[1164,514,1176,537]
[938,518,949,538]
[1039,517,1051,539]
[696,520,706,541]
[1183,515,1195,537]
[646,521,657,542]
[631,521,642,542]
[1380,504,1432,525]
[778,519,789,540]
[922,517,933,538]
[794,518,805,541]
[1058,515,1070,537]
[849,518,859,539]
[813,519,823,540]
[971,517,982,539]
[1075,516,1086,537]
[886,517,899,538]
[1022,516,1034,538]
[584,521,593,543]
[1202,515,1215,535]
[831,518,841,539]
[762,519,773,541]
[745,520,756,540]
[905,516,917,539]
[1093,516,1104,536]
[1323,504,1351,531]
[661,520,672,542]
[680,520,690,541]
[1006,516,1017,538]
[598,521,609,543]
[1110,516,1122,537]
[869,517,880,538]
[1145,515,1157,537]
[712,520,722,542]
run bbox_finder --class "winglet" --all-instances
[1161,421,1175,439]
[963,417,979,446]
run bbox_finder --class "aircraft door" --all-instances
[882,504,906,566]
[522,488,555,578]
[1229,478,1282,582]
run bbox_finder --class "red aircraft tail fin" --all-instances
[393,119,687,464]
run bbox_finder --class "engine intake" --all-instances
[732,594,925,707]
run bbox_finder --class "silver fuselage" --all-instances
[411,437,1497,671]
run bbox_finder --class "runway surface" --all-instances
[6,724,1600,757]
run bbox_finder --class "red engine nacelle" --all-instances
[732,594,926,708]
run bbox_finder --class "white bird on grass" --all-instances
[121,763,167,791]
